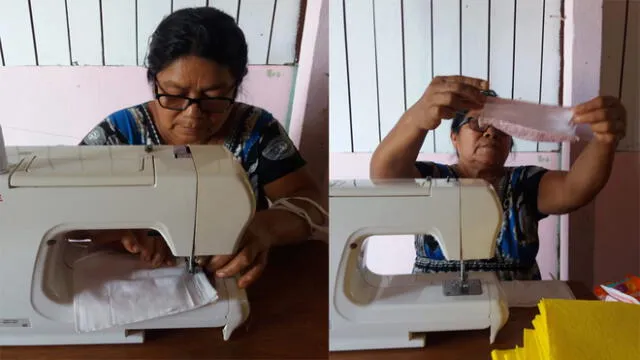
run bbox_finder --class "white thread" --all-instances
[270,197,328,240]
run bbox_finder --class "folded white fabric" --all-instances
[478,97,593,142]
[73,251,218,333]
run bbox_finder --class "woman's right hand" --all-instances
[409,75,490,131]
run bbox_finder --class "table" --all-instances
[0,240,329,360]
[329,281,595,360]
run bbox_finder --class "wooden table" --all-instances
[329,281,595,360]
[0,240,329,360]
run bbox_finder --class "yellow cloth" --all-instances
[491,299,640,360]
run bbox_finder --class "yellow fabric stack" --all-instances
[491,298,640,360]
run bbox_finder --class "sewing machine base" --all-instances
[0,293,246,346]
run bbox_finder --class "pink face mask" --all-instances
[477,97,593,143]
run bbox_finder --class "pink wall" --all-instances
[289,0,329,207]
[0,65,294,145]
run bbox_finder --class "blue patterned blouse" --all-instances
[79,102,306,211]
[413,162,549,280]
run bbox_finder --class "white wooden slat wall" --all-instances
[402,0,435,153]
[30,0,70,66]
[0,0,301,67]
[330,0,564,154]
[344,0,379,152]
[67,0,103,65]
[328,0,351,153]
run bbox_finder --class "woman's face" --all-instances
[451,110,512,168]
[153,55,237,144]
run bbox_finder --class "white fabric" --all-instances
[477,97,593,142]
[73,251,218,333]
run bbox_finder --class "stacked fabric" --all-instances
[491,299,640,360]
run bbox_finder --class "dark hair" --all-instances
[451,89,498,134]
[146,7,248,91]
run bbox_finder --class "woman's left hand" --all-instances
[198,211,274,289]
[572,95,627,145]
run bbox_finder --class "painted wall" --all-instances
[289,0,329,207]
[589,0,640,287]
[329,0,564,279]
[0,65,295,145]
[0,0,301,66]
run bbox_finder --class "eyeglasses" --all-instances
[459,116,508,137]
[154,83,234,114]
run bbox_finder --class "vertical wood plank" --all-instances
[512,0,543,152]
[344,0,379,152]
[238,0,276,64]
[600,0,626,99]
[67,0,102,65]
[0,1,37,65]
[209,0,239,21]
[461,0,489,80]
[329,0,352,153]
[102,0,137,65]
[619,1,639,151]
[374,0,405,141]
[432,0,460,154]
[30,0,70,65]
[538,0,563,152]
[173,0,207,11]
[489,0,514,100]
[137,0,172,66]
[267,0,301,64]
[403,0,435,153]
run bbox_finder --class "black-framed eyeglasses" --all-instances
[154,83,234,114]
[459,116,508,137]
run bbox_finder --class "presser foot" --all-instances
[442,278,483,296]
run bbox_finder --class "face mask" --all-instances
[73,251,218,333]
[477,97,593,143]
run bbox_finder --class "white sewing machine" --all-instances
[0,125,255,345]
[329,178,510,351]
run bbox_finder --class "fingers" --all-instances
[215,246,256,278]
[237,251,268,289]
[431,81,488,106]
[204,255,234,273]
[120,230,141,254]
[573,96,619,115]
[433,75,489,90]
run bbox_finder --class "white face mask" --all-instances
[73,251,218,333]
[477,97,593,143]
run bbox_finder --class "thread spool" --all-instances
[0,124,8,173]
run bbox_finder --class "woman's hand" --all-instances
[572,96,627,145]
[198,211,274,289]
[410,75,489,131]
[119,229,175,267]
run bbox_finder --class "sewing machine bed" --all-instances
[0,241,329,360]
[328,281,594,360]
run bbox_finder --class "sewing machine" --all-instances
[329,178,510,351]
[0,125,255,345]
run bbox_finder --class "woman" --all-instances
[74,7,326,289]
[370,75,626,280]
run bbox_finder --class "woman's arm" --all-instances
[370,111,430,179]
[260,166,325,246]
[537,96,626,215]
[370,75,488,179]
